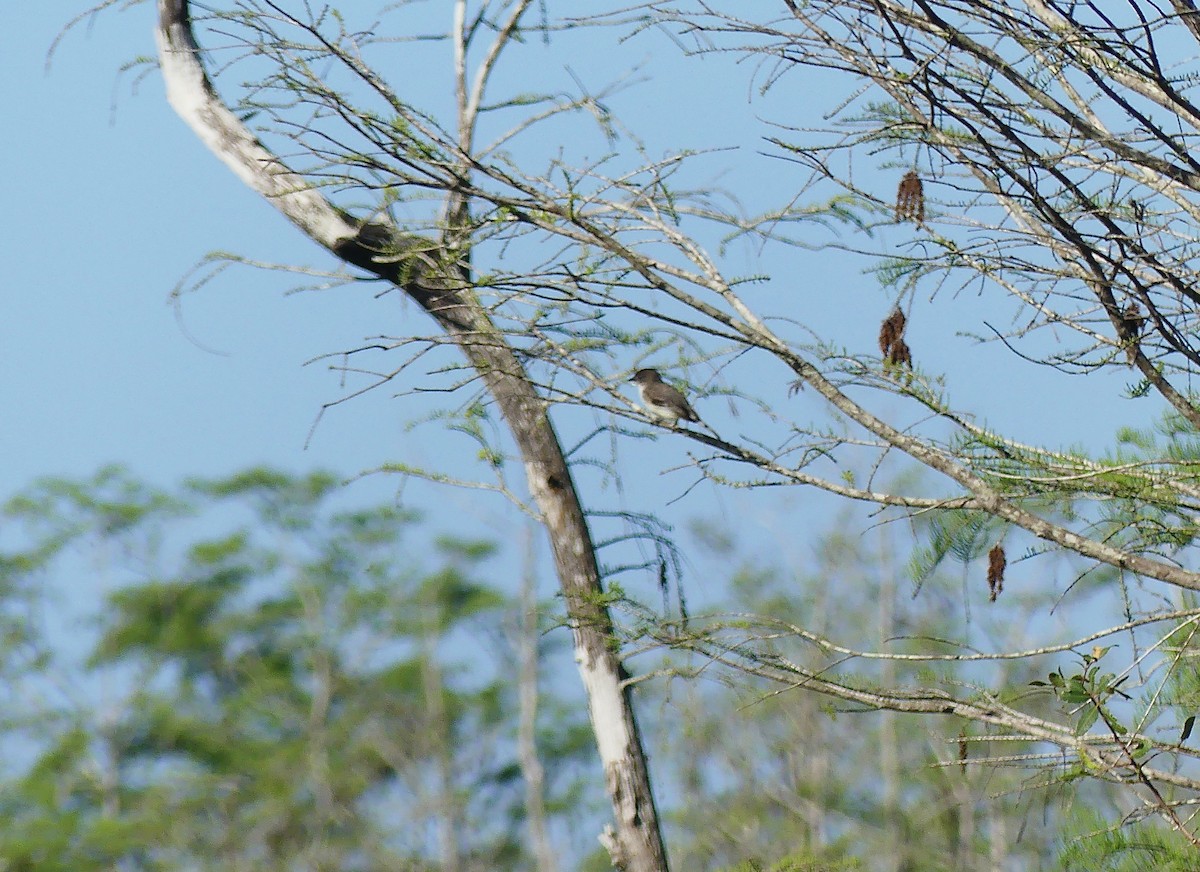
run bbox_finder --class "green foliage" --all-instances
[870,255,927,291]
[659,514,1078,871]
[1030,648,1134,739]
[906,508,997,590]
[0,466,596,871]
[7,465,1194,870]
[1058,812,1199,871]
[721,857,862,872]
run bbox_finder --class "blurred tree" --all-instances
[63,0,1200,864]
[653,515,1146,871]
[4,467,1194,870]
[0,467,595,871]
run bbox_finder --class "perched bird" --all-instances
[630,368,701,426]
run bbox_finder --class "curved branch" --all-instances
[662,631,1200,795]
[155,2,667,868]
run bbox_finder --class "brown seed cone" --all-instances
[896,171,925,225]
[987,544,1006,602]
[879,308,907,355]
[886,337,912,369]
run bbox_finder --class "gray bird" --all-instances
[630,368,701,425]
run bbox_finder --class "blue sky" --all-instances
[1,3,1155,614]
[3,5,822,559]
[4,7,1180,864]
[4,7,406,488]
[0,6,780,658]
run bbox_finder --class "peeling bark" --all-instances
[155,1,668,868]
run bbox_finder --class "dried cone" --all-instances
[896,171,925,225]
[987,544,1006,602]
[879,307,914,380]
[879,308,906,355]
[886,337,912,369]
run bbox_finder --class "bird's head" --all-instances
[631,368,664,385]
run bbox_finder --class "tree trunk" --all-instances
[155,2,668,868]
[516,524,559,872]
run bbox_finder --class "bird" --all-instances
[630,368,701,426]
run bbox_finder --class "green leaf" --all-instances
[1075,706,1099,735]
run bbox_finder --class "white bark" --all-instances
[155,2,356,249]
[155,2,668,868]
[517,525,558,872]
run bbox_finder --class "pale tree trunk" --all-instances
[516,524,559,872]
[154,2,668,868]
[421,624,462,871]
[935,739,976,872]
[796,558,829,848]
[876,532,901,872]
